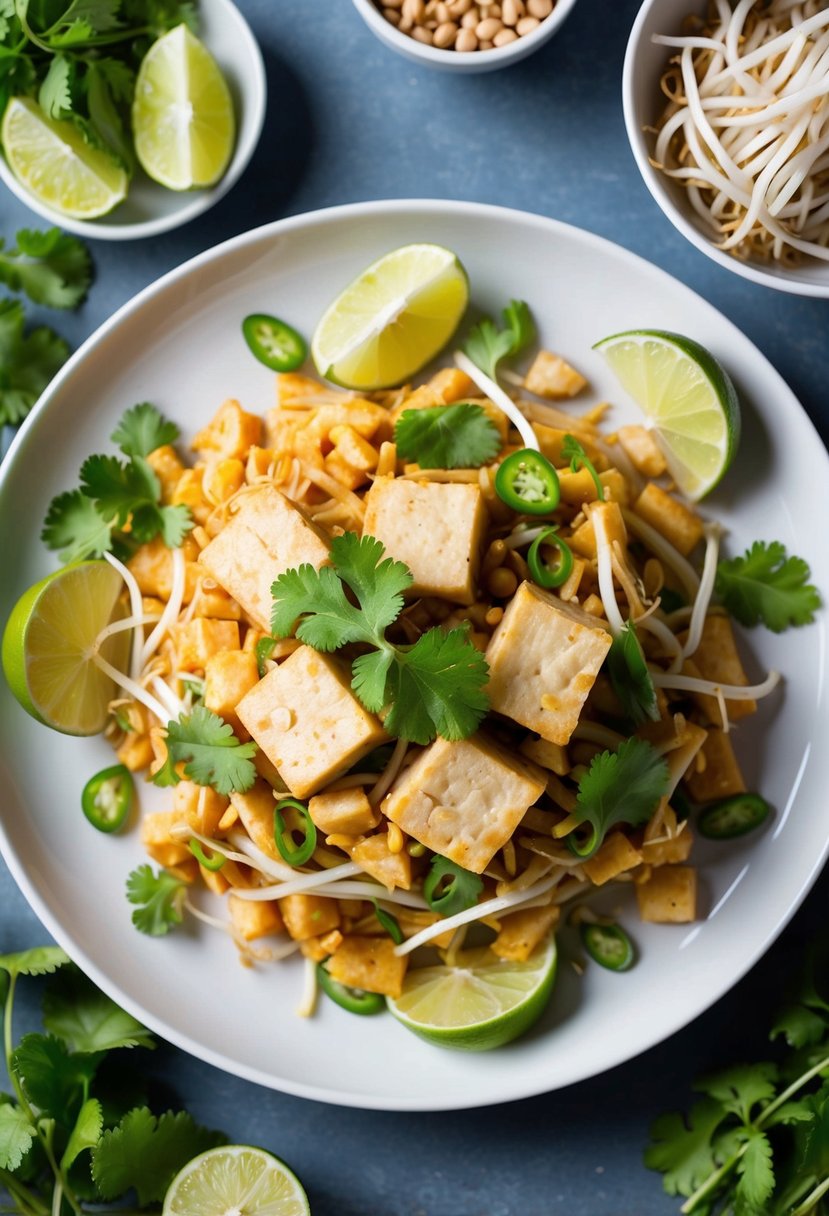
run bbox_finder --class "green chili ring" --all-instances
[81,764,133,834]
[188,839,226,871]
[565,822,602,861]
[527,527,574,588]
[495,448,561,515]
[255,636,277,678]
[698,793,771,840]
[317,964,385,1016]
[581,922,635,972]
[274,798,317,867]
[242,313,307,372]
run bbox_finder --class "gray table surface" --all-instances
[2,1,828,1213]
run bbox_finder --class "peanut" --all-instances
[461,6,480,27]
[375,0,543,51]
[433,19,459,44]
[455,26,478,48]
[411,22,433,40]
[516,13,540,32]
[527,0,553,15]
[475,15,503,38]
[493,25,518,43]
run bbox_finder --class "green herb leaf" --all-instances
[462,299,535,381]
[330,532,413,637]
[38,53,74,117]
[394,403,502,470]
[423,855,483,918]
[715,541,821,632]
[153,706,258,796]
[0,227,92,308]
[12,1033,101,1122]
[383,626,490,745]
[569,739,670,860]
[85,57,134,168]
[0,946,70,979]
[60,1096,103,1172]
[41,489,113,561]
[372,900,403,945]
[271,563,368,650]
[695,1063,779,1125]
[561,432,604,500]
[42,965,154,1052]
[645,1098,728,1197]
[605,620,660,727]
[126,864,186,936]
[734,1127,775,1214]
[111,401,179,458]
[79,451,160,528]
[0,298,70,425]
[91,1107,227,1206]
[0,1104,37,1172]
[772,1004,829,1051]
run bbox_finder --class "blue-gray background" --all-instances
[2,1,828,1213]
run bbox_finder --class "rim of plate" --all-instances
[0,0,266,241]
[1,199,828,1109]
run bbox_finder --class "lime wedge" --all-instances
[593,329,741,500]
[163,1145,310,1216]
[2,562,129,737]
[1,97,128,219]
[387,937,556,1051]
[311,243,469,390]
[132,24,235,191]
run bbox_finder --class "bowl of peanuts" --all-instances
[351,0,579,70]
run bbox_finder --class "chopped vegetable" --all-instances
[372,900,404,945]
[242,313,307,373]
[606,620,660,727]
[565,739,671,861]
[698,793,771,840]
[462,299,535,382]
[81,764,133,833]
[527,526,574,589]
[715,540,821,632]
[423,855,483,918]
[270,532,490,745]
[495,448,561,515]
[394,403,501,469]
[188,839,226,871]
[254,635,277,677]
[153,706,258,797]
[273,798,317,867]
[125,865,186,936]
[316,964,385,1016]
[581,922,635,972]
[561,432,604,500]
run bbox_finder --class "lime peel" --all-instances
[162,1144,310,1216]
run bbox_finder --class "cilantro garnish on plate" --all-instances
[716,540,821,632]
[564,738,670,860]
[462,298,535,381]
[394,402,501,469]
[152,705,258,796]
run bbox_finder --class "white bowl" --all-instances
[0,0,266,242]
[623,0,829,298]
[351,0,579,73]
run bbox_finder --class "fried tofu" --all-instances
[636,866,697,923]
[686,614,757,725]
[633,484,703,557]
[326,936,407,998]
[685,728,747,802]
[491,905,559,962]
[308,787,380,837]
[524,350,587,399]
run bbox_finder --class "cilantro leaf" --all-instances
[12,1033,101,1122]
[80,452,159,526]
[0,55,36,120]
[424,855,483,917]
[91,1107,227,1206]
[85,57,134,168]
[153,706,258,796]
[41,489,112,561]
[772,1004,829,1051]
[42,965,154,1052]
[734,1127,775,1215]
[60,1097,103,1172]
[695,1063,778,1125]
[606,620,660,727]
[0,227,92,309]
[351,647,394,714]
[384,626,490,744]
[111,401,179,458]
[561,432,604,500]
[0,1104,37,1172]
[569,738,670,860]
[126,865,186,936]
[799,1089,829,1177]
[394,403,502,470]
[330,532,413,636]
[463,299,535,381]
[645,1098,728,1197]
[0,299,70,424]
[39,53,74,118]
[715,541,821,632]
[0,947,70,979]
[272,563,370,650]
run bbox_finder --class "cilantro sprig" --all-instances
[271,532,490,745]
[715,541,821,633]
[394,403,502,470]
[153,705,258,797]
[462,299,535,381]
[41,401,192,562]
[605,621,660,727]
[0,227,92,309]
[561,432,604,500]
[565,738,670,860]
[0,947,226,1212]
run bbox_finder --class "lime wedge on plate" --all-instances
[162,1145,310,1216]
[387,937,556,1051]
[311,243,469,390]
[593,329,741,500]
[1,97,128,219]
[2,562,128,736]
[132,24,235,190]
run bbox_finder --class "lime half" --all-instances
[132,24,235,190]
[593,329,741,500]
[2,562,128,736]
[1,97,128,219]
[311,243,469,390]
[387,937,557,1051]
[163,1145,310,1216]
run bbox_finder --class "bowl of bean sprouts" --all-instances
[623,0,829,297]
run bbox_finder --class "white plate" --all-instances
[1,200,827,1111]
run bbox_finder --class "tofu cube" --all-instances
[236,647,386,799]
[485,581,612,745]
[350,834,413,890]
[308,787,380,836]
[172,780,229,837]
[173,619,240,672]
[687,614,757,724]
[191,398,262,462]
[524,350,587,399]
[633,484,703,556]
[583,832,643,886]
[326,936,408,998]
[228,895,284,942]
[491,905,560,962]
[141,811,192,869]
[204,649,260,730]
[641,826,694,867]
[617,426,667,478]
[383,734,545,874]
[636,866,697,923]
[229,780,281,861]
[686,729,747,802]
[199,485,329,631]
[279,894,340,941]
[363,479,487,605]
[520,736,570,776]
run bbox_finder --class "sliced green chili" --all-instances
[255,636,277,678]
[372,899,403,945]
[671,789,694,823]
[581,922,635,972]
[495,448,560,515]
[188,839,226,871]
[81,764,133,833]
[527,526,574,589]
[274,798,317,867]
[317,964,385,1015]
[424,855,483,918]
[242,313,307,372]
[698,793,771,840]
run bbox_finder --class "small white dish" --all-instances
[351,0,579,73]
[0,0,266,242]
[623,0,829,298]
